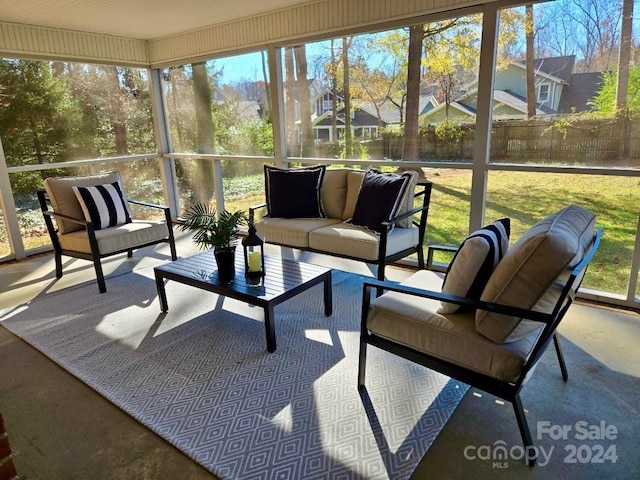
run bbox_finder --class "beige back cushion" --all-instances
[44,171,131,234]
[342,170,365,221]
[340,169,419,228]
[395,170,419,228]
[321,169,349,219]
[475,205,596,344]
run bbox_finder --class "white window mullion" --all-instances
[0,136,25,259]
[469,3,499,233]
[149,68,179,218]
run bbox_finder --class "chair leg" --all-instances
[93,257,107,293]
[553,333,569,381]
[513,394,537,466]
[417,244,425,270]
[54,252,63,278]
[168,230,177,261]
[164,209,178,261]
[357,338,367,389]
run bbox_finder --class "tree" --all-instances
[192,61,215,202]
[403,16,481,160]
[525,5,537,119]
[342,37,354,157]
[294,45,315,157]
[615,0,634,110]
[0,60,79,169]
[284,47,297,150]
[593,66,640,114]
[403,25,423,161]
[535,0,623,72]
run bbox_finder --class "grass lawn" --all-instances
[421,168,639,295]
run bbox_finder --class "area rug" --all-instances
[0,268,467,480]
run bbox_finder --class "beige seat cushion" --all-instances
[58,220,170,255]
[367,270,539,382]
[44,172,132,234]
[309,222,418,260]
[255,217,342,248]
[321,169,349,219]
[476,205,596,343]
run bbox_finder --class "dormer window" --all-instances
[537,83,550,103]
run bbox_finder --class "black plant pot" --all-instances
[214,246,236,284]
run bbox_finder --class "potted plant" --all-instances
[179,203,247,283]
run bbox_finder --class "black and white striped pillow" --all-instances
[72,182,132,230]
[438,218,510,314]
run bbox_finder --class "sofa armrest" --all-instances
[426,244,459,272]
[249,202,268,224]
[362,278,554,325]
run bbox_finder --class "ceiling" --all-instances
[0,0,316,40]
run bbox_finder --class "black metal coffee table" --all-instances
[154,252,332,352]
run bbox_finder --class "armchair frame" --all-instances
[358,227,603,465]
[37,190,177,293]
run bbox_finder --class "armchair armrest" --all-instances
[127,198,170,210]
[362,278,554,325]
[43,210,89,227]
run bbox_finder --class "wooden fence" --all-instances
[358,116,640,164]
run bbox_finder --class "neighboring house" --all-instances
[311,101,399,141]
[421,55,603,124]
[307,83,438,141]
[213,85,265,122]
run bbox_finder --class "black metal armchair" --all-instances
[358,206,602,466]
[38,171,177,293]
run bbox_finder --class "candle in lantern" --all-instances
[248,251,261,272]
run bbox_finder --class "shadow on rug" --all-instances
[0,268,467,480]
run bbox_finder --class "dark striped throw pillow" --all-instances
[72,182,132,230]
[438,218,510,314]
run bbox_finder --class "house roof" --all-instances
[557,72,605,113]
[534,56,575,83]
[511,55,576,85]
[493,89,553,115]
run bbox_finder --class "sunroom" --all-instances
[0,0,638,478]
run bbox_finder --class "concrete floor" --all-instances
[1,234,638,479]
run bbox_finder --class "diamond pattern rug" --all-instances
[0,268,467,479]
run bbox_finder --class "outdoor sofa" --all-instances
[249,166,432,280]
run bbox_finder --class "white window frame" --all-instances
[537,83,550,103]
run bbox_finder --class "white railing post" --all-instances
[0,136,25,259]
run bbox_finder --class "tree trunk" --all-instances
[192,62,215,203]
[403,25,423,161]
[261,51,271,117]
[342,37,352,158]
[108,66,129,155]
[294,46,315,157]
[284,47,297,152]
[330,39,338,143]
[525,5,536,119]
[615,0,633,112]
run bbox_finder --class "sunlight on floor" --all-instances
[305,329,334,346]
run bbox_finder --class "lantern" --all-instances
[242,224,265,282]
